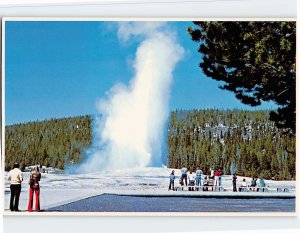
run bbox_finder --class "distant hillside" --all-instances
[168,109,295,180]
[5,115,92,170]
[5,110,296,180]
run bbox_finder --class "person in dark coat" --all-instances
[250,177,257,191]
[232,174,237,192]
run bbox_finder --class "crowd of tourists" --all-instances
[168,166,266,192]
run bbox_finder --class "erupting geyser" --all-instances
[70,22,184,173]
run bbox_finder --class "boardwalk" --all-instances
[48,194,295,212]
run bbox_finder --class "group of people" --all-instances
[8,163,41,212]
[168,166,223,191]
[234,176,266,192]
[168,166,202,191]
[169,166,266,192]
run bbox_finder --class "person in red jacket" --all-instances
[214,169,223,186]
[28,166,41,212]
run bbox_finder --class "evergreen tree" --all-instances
[188,22,296,134]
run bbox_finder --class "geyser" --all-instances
[71,22,184,173]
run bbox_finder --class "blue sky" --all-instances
[5,21,276,125]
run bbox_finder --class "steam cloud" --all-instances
[70,22,184,173]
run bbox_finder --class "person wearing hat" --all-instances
[7,162,23,211]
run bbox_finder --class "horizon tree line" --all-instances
[4,110,295,180]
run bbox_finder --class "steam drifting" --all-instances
[71,22,184,173]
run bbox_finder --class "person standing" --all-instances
[209,167,214,179]
[28,166,41,212]
[195,168,203,186]
[8,162,23,211]
[168,170,175,191]
[181,165,188,186]
[232,174,237,192]
[214,169,220,186]
[188,171,195,186]
[188,171,196,191]
[217,169,223,186]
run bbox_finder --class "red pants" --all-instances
[28,185,40,211]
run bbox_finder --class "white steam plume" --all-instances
[70,22,184,173]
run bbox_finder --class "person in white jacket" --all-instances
[188,171,195,186]
[181,166,188,186]
[188,171,196,191]
[8,163,23,211]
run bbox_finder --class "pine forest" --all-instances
[5,110,295,180]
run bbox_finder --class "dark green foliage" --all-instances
[168,109,295,180]
[5,111,295,180]
[188,22,296,134]
[5,115,92,171]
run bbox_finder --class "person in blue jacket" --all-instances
[195,168,203,186]
[259,177,266,187]
[168,170,175,191]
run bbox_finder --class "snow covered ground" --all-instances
[4,167,296,211]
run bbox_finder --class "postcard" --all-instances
[2,19,296,215]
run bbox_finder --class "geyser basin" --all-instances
[70,22,184,173]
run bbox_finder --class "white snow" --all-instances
[4,167,296,211]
